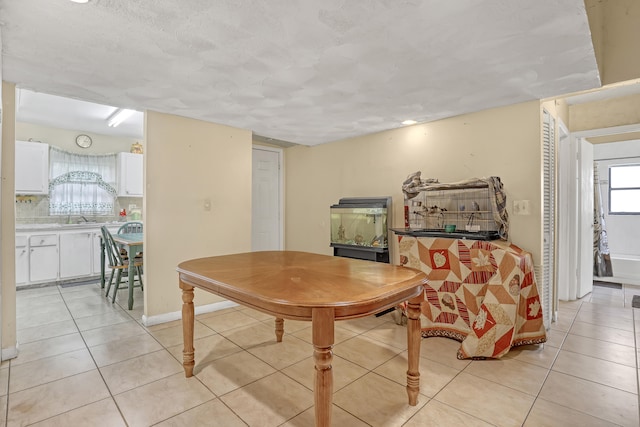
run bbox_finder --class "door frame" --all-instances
[251,145,284,250]
[557,123,640,300]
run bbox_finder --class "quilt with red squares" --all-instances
[397,236,546,359]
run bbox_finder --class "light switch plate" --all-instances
[513,200,531,215]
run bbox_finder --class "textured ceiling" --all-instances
[1,0,601,145]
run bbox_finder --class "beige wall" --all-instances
[586,0,640,85]
[16,122,137,154]
[545,99,569,129]
[569,93,640,132]
[285,100,544,263]
[143,111,253,317]
[1,81,17,356]
[601,0,640,84]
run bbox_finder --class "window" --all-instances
[48,147,117,216]
[609,164,640,214]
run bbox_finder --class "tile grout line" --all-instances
[6,284,75,426]
[7,284,118,426]
[59,283,133,427]
[526,289,628,425]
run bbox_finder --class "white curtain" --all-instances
[48,147,117,215]
[593,162,613,277]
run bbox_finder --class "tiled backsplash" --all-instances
[16,195,142,224]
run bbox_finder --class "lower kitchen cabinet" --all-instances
[16,236,28,285]
[29,234,58,283]
[92,229,117,275]
[16,225,122,287]
[59,232,93,279]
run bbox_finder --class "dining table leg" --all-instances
[180,280,195,377]
[406,295,422,405]
[312,307,334,427]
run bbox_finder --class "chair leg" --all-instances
[137,266,144,290]
[112,270,122,304]
[105,269,115,297]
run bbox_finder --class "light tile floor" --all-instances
[2,281,639,426]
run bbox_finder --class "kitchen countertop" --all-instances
[16,222,126,232]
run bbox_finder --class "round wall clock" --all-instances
[75,134,92,148]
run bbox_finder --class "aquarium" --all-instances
[330,197,392,263]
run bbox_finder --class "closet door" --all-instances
[252,147,282,251]
[541,110,555,329]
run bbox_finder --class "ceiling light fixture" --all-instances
[70,0,90,3]
[107,108,136,127]
[402,120,417,125]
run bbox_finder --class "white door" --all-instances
[252,147,282,251]
[577,138,594,298]
[557,131,578,301]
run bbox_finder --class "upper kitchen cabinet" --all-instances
[16,140,50,194]
[117,152,143,197]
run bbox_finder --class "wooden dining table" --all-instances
[177,251,428,427]
[111,232,143,310]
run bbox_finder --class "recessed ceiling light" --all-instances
[402,120,417,125]
[70,0,90,3]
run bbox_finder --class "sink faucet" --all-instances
[67,214,95,224]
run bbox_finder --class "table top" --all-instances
[112,233,143,246]
[177,251,427,321]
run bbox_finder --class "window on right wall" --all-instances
[609,164,640,214]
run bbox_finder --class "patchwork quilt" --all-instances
[397,236,547,359]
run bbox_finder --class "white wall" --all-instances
[594,139,640,281]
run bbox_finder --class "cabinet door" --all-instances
[29,246,58,283]
[16,140,49,194]
[16,245,29,285]
[92,228,118,275]
[118,153,143,197]
[59,232,93,279]
[92,231,105,275]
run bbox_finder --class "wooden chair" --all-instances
[101,226,143,305]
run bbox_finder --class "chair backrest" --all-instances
[118,221,143,234]
[101,226,124,267]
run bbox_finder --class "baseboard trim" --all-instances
[141,300,239,327]
[2,344,19,361]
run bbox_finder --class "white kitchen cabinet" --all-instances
[16,236,28,285]
[117,152,143,197]
[16,140,50,195]
[92,231,103,275]
[59,232,92,279]
[29,234,58,283]
[92,227,118,275]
